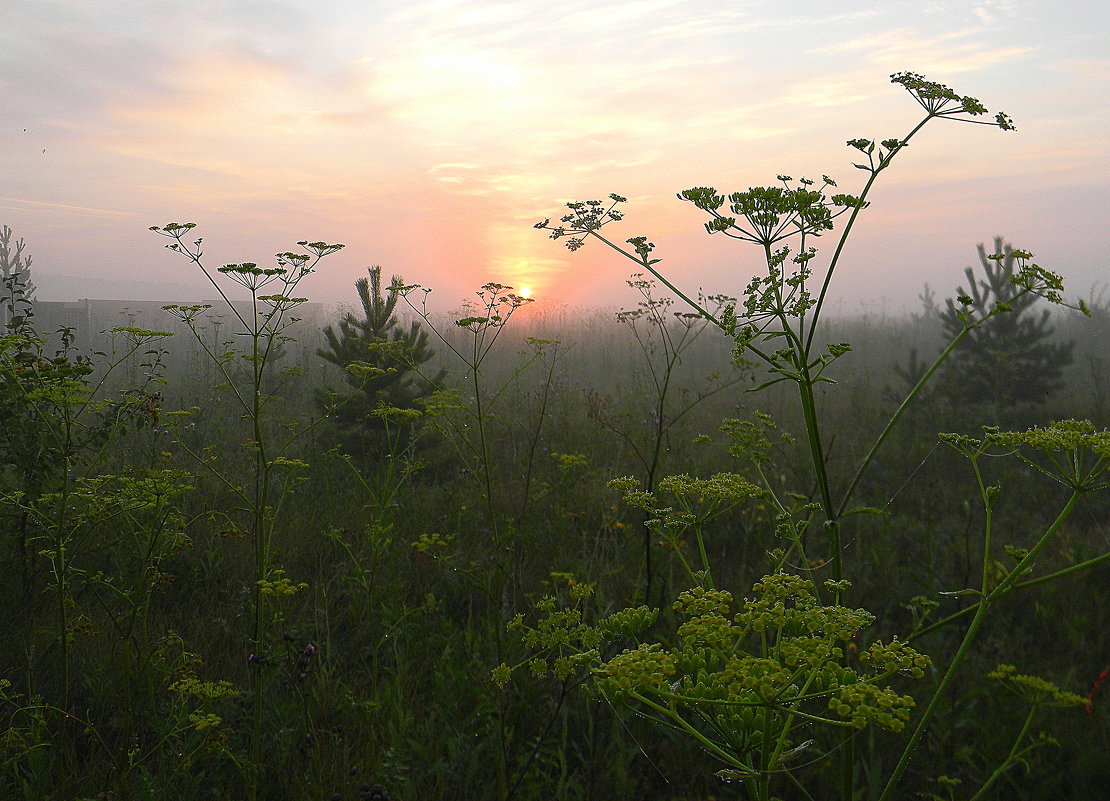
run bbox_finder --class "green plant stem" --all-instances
[766,670,819,771]
[836,322,977,518]
[513,343,558,526]
[249,288,270,801]
[804,114,932,352]
[54,453,73,714]
[966,705,1037,801]
[795,372,838,580]
[629,690,753,772]
[881,487,1083,799]
[877,599,989,801]
[987,489,1083,602]
[1009,550,1110,590]
[910,548,1110,642]
[471,361,499,544]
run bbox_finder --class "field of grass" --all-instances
[1,276,1107,800]
[2,72,1108,801]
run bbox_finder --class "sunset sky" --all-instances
[2,0,1107,316]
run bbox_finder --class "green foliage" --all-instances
[498,571,929,796]
[2,71,1107,801]
[936,237,1076,414]
[317,266,444,459]
[0,234,250,800]
[526,71,1103,801]
[0,225,36,329]
[152,223,344,801]
[587,275,746,595]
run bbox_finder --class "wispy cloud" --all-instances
[0,197,137,217]
[2,0,1105,308]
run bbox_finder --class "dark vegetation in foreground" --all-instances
[1,260,1107,800]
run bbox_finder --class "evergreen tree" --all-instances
[937,237,1073,414]
[316,266,444,457]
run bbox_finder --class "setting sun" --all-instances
[518,286,532,298]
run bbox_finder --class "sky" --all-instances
[2,0,1107,316]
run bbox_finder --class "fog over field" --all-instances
[3,3,1109,799]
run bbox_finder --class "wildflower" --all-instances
[989,664,1087,708]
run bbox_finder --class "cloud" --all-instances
[3,0,1105,309]
[0,197,137,217]
[806,26,1032,73]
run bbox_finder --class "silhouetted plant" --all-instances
[316,266,444,459]
[586,274,744,599]
[0,225,36,329]
[512,71,1101,801]
[151,222,344,801]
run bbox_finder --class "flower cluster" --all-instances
[411,531,453,554]
[534,194,629,252]
[256,568,308,597]
[890,71,1015,130]
[607,471,764,539]
[493,571,656,688]
[988,664,1086,708]
[170,677,240,700]
[988,419,1110,457]
[943,420,1110,493]
[829,682,916,731]
[500,570,930,774]
[150,223,342,293]
[678,176,861,247]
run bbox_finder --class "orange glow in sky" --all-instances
[2,1,1107,313]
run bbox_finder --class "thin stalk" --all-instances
[795,375,838,580]
[513,343,557,525]
[987,490,1083,602]
[472,364,499,542]
[766,669,819,770]
[249,288,269,801]
[805,113,934,352]
[835,287,1042,518]
[966,705,1037,801]
[54,457,73,713]
[1008,550,1110,591]
[881,487,1082,799]
[836,321,979,517]
[910,499,1104,643]
[877,600,989,801]
[628,690,753,771]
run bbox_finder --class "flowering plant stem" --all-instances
[151,224,342,801]
[532,73,1098,799]
[880,479,1082,800]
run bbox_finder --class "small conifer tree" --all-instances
[316,265,444,457]
[937,237,1074,415]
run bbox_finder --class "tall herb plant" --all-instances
[502,72,1105,800]
[149,223,343,800]
[588,275,744,598]
[0,260,246,800]
[391,281,587,798]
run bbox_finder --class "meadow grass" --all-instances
[1,72,1108,801]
